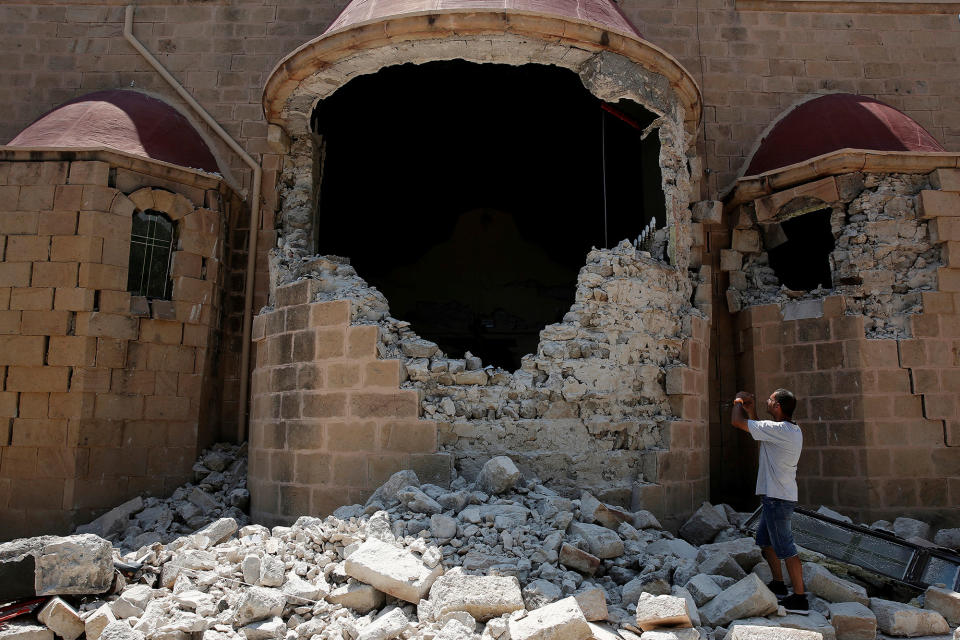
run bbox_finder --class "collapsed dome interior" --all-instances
[312,60,664,370]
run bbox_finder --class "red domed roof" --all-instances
[324,0,642,38]
[8,90,219,173]
[746,93,944,176]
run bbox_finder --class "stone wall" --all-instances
[0,154,237,539]
[1,2,958,198]
[248,279,449,527]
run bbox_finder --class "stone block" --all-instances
[727,624,822,639]
[235,587,285,626]
[692,200,722,224]
[803,563,869,605]
[568,521,624,559]
[720,249,743,272]
[685,574,722,606]
[428,569,524,621]
[84,604,116,640]
[574,586,608,622]
[698,551,746,580]
[893,517,931,540]
[698,538,762,570]
[869,597,949,637]
[635,593,693,631]
[357,608,407,640]
[344,537,443,603]
[923,586,960,626]
[699,574,778,627]
[37,597,84,640]
[930,168,960,191]
[679,502,727,545]
[476,455,521,494]
[507,596,591,640]
[919,190,960,218]
[560,543,601,575]
[0,621,54,640]
[828,601,876,640]
[326,580,385,614]
[731,229,762,252]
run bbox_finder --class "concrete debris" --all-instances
[4,453,959,640]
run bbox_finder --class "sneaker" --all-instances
[766,580,788,597]
[780,592,809,614]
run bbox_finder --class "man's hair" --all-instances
[773,388,797,419]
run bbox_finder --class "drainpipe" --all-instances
[123,5,261,443]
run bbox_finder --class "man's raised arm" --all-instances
[731,391,756,432]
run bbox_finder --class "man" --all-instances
[731,388,807,613]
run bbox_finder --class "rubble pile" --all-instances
[732,173,943,338]
[3,454,959,640]
[74,444,250,550]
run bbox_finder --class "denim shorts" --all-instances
[755,495,798,558]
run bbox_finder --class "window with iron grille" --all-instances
[128,209,176,299]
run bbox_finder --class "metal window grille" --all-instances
[128,209,176,299]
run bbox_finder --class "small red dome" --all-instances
[8,90,219,174]
[746,94,944,176]
[324,0,642,38]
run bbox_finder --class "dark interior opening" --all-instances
[312,60,663,370]
[768,208,835,291]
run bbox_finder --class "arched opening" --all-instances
[311,60,664,369]
[128,208,177,300]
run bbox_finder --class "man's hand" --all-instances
[731,391,756,431]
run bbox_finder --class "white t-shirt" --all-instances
[747,419,802,502]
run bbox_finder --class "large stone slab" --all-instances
[635,593,693,631]
[344,537,443,603]
[507,596,592,640]
[731,612,834,640]
[924,586,960,626]
[828,602,876,640]
[428,569,523,621]
[870,597,949,637]
[699,574,778,627]
[0,534,113,600]
[568,522,624,559]
[804,563,869,606]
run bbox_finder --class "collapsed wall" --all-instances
[719,163,960,526]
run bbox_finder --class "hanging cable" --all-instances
[601,108,609,249]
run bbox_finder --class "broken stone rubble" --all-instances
[3,455,959,640]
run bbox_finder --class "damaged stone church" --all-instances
[0,0,958,541]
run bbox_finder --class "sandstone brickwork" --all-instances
[0,153,244,539]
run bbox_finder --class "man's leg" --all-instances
[761,545,783,582]
[785,555,804,595]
